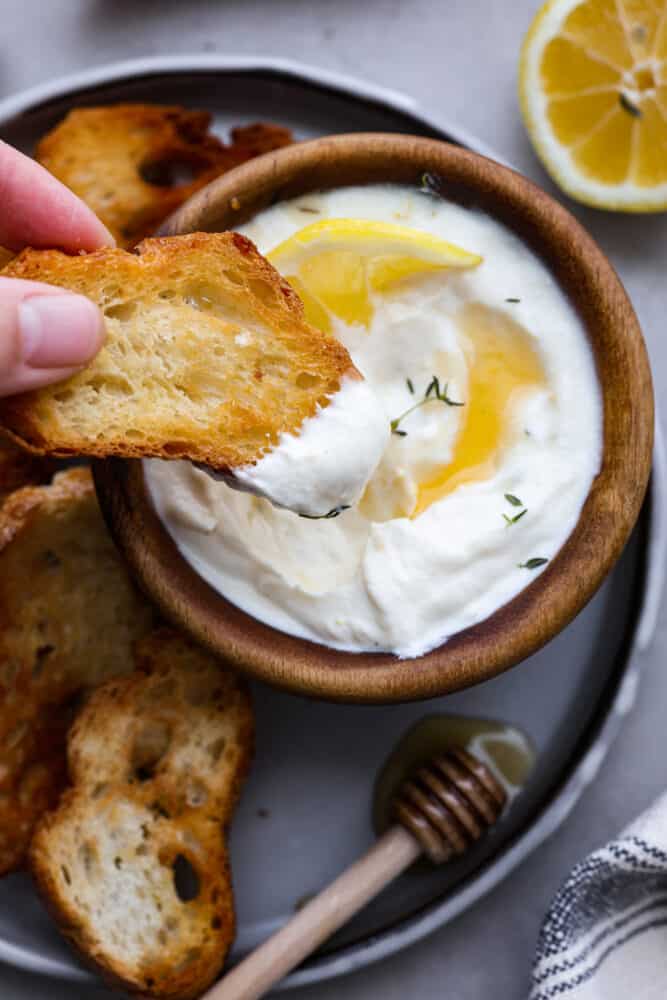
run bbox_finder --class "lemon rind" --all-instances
[269,218,483,270]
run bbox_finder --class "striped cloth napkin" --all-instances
[530,792,667,1000]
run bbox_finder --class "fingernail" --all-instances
[99,223,116,247]
[19,294,104,368]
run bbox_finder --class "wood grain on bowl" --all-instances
[94,134,653,703]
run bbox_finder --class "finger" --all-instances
[0,276,105,396]
[0,141,114,252]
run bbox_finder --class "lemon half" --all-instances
[268,218,482,331]
[520,0,667,211]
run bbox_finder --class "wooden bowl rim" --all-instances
[94,132,654,703]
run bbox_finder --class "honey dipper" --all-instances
[205,746,507,1000]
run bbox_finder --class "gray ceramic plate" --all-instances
[0,56,664,991]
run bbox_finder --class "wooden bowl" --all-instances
[93,133,654,704]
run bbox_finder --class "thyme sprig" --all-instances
[420,172,443,198]
[503,509,527,526]
[503,492,527,525]
[299,504,350,520]
[391,375,464,437]
[518,557,548,570]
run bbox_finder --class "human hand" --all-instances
[0,140,113,397]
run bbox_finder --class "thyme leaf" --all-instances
[518,557,548,570]
[505,493,523,507]
[391,374,464,435]
[505,297,521,303]
[425,375,464,406]
[406,378,415,394]
[298,205,320,214]
[503,509,527,526]
[420,172,442,197]
[299,505,350,520]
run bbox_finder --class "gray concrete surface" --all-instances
[2,1,667,997]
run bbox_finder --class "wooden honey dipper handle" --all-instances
[204,748,506,1000]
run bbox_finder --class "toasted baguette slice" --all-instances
[0,246,15,269]
[36,104,292,248]
[30,628,254,1000]
[0,468,156,875]
[0,233,355,469]
[0,432,54,501]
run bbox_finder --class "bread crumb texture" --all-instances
[29,627,254,1000]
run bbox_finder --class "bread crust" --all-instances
[36,105,292,248]
[29,628,254,1000]
[0,468,156,874]
[0,232,355,469]
[0,432,54,501]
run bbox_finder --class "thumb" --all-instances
[0,277,104,397]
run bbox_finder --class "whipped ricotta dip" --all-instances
[227,374,388,517]
[146,184,602,658]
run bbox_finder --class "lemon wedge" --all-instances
[268,218,482,331]
[520,0,667,211]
